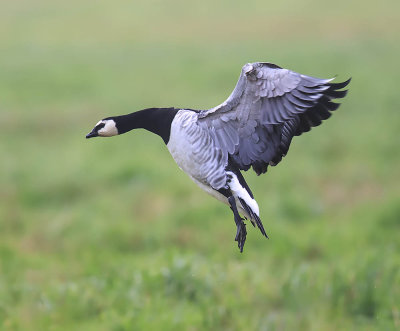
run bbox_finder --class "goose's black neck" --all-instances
[110,107,179,144]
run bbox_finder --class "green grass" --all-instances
[1,0,400,330]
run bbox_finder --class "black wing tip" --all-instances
[325,77,351,100]
[252,161,269,175]
[258,62,282,69]
[326,101,341,111]
[327,77,352,90]
[328,89,349,99]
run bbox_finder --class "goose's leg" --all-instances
[228,196,247,253]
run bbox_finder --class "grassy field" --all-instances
[1,0,399,330]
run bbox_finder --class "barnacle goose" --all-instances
[86,62,350,252]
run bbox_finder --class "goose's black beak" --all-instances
[86,130,98,139]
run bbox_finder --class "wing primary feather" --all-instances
[327,78,351,90]
[301,76,333,87]
[286,93,314,108]
[298,84,329,94]
[314,104,332,120]
[281,96,302,115]
[326,89,348,99]
[304,109,322,126]
[291,89,320,101]
[325,101,341,111]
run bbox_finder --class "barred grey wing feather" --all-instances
[197,62,350,175]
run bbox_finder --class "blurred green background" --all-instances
[1,0,399,330]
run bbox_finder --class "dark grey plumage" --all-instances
[198,62,350,175]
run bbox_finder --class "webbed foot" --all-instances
[235,219,247,253]
[228,196,248,253]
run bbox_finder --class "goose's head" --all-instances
[86,118,118,138]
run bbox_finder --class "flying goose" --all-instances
[86,62,350,252]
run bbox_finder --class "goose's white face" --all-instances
[86,119,118,138]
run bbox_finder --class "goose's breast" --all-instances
[167,111,200,176]
[167,110,227,188]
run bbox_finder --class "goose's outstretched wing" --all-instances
[197,62,350,175]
